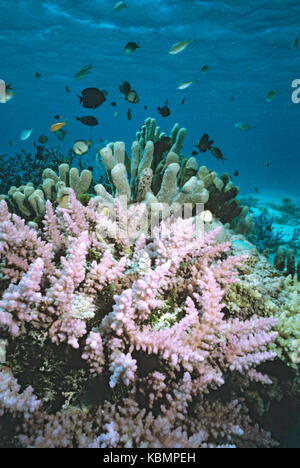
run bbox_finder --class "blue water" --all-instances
[1,0,300,194]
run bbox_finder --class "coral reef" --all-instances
[0,119,298,448]
[0,144,74,195]
[278,198,300,219]
[95,118,244,226]
[225,237,300,441]
[249,209,285,253]
[227,238,300,370]
[273,246,300,279]
[1,119,246,233]
[0,164,92,222]
[0,195,280,448]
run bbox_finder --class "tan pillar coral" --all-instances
[165,151,179,167]
[213,177,224,192]
[137,141,154,177]
[28,189,46,217]
[146,118,156,142]
[11,191,32,218]
[170,127,187,154]
[7,184,35,218]
[23,185,35,199]
[137,168,153,202]
[69,168,92,197]
[157,163,180,204]
[170,123,180,144]
[186,157,198,172]
[100,146,116,172]
[58,164,70,185]
[154,126,161,141]
[186,181,209,204]
[182,176,198,194]
[197,165,209,180]
[94,184,115,205]
[114,142,125,164]
[42,178,56,201]
[131,141,140,180]
[111,163,131,200]
[173,177,209,206]
[203,172,217,187]
[42,168,60,184]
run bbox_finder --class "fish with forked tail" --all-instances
[195,133,213,152]
[210,147,226,163]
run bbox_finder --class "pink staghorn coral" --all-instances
[0,197,279,447]
[82,330,105,376]
[0,369,41,420]
[0,258,43,335]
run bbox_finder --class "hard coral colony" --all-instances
[0,118,299,449]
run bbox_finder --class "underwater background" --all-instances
[0,0,299,449]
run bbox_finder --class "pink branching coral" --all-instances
[0,196,278,447]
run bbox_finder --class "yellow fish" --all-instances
[169,39,192,55]
[50,120,66,132]
[177,80,193,90]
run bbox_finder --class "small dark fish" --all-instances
[125,42,140,53]
[254,186,259,193]
[192,150,199,156]
[265,161,270,167]
[77,87,106,109]
[35,72,41,79]
[157,106,170,117]
[293,37,299,50]
[231,95,235,101]
[195,133,213,152]
[181,97,185,105]
[65,85,70,93]
[234,170,239,176]
[88,166,93,172]
[76,116,98,126]
[9,140,13,147]
[201,65,209,73]
[127,108,132,120]
[144,105,148,110]
[120,81,131,96]
[54,115,60,119]
[38,135,48,144]
[110,102,117,107]
[210,147,226,163]
[157,99,170,117]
